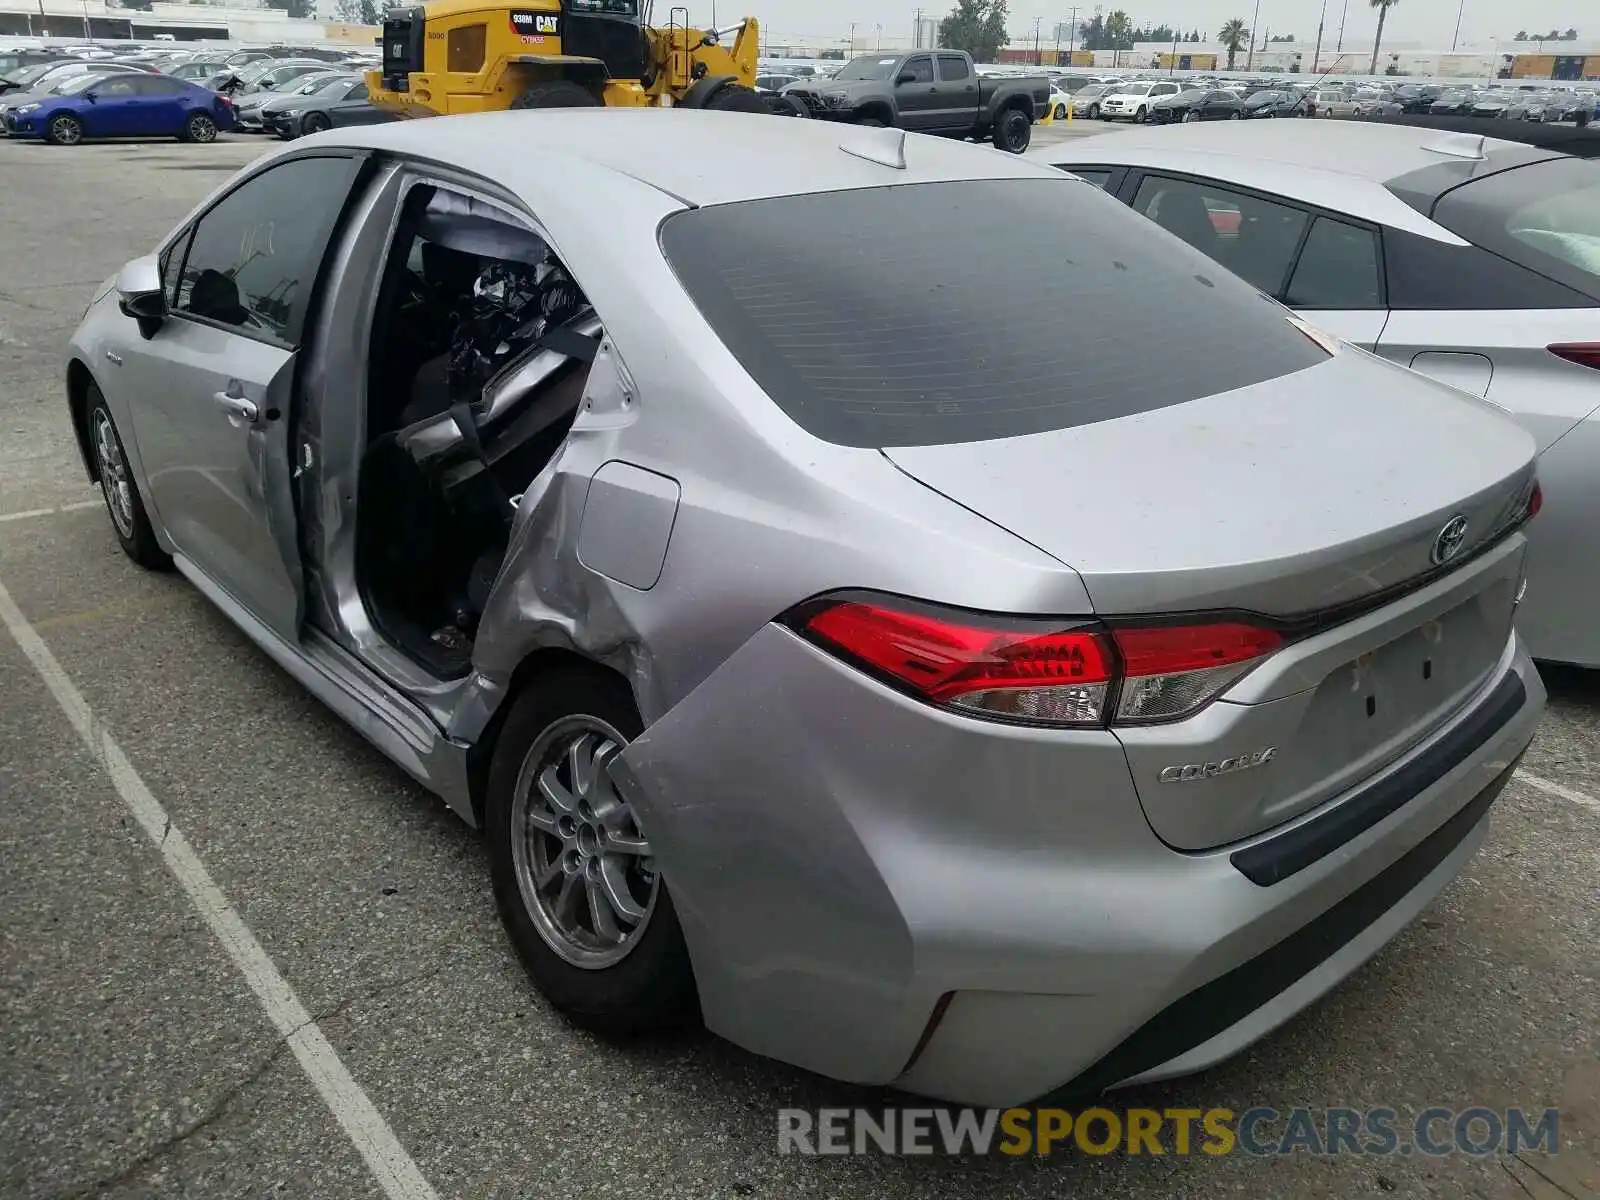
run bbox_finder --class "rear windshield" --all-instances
[659,178,1328,448]
[1434,157,1600,302]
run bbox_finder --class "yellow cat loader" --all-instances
[368,0,796,118]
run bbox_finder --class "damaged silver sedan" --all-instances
[66,110,1544,1107]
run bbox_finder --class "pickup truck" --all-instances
[782,50,1050,153]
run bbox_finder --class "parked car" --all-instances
[1241,88,1310,118]
[1,57,117,96]
[780,50,1048,153]
[1046,85,1071,119]
[67,110,1544,1108]
[1429,89,1478,116]
[5,71,234,143]
[1099,79,1183,122]
[0,50,67,80]
[753,73,796,94]
[1149,87,1243,124]
[169,60,231,83]
[259,75,391,138]
[1312,86,1359,117]
[1032,120,1600,666]
[232,69,350,131]
[1394,84,1444,113]
[234,59,330,97]
[1066,81,1114,119]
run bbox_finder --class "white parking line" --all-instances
[1516,769,1600,816]
[0,575,440,1200]
[0,499,102,524]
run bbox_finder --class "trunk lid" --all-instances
[881,350,1535,622]
[883,350,1538,850]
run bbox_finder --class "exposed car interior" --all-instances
[358,183,601,676]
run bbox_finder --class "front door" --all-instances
[893,54,940,130]
[113,152,367,641]
[78,74,143,136]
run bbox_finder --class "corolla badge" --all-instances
[1430,515,1470,566]
[1158,747,1277,784]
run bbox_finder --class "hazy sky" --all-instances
[703,0,1588,49]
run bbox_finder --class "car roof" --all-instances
[1025,121,1564,240]
[310,109,1066,207]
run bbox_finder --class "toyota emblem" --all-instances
[1430,515,1470,566]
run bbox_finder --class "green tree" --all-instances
[1561,27,1578,39]
[1218,17,1249,68]
[359,0,380,23]
[1368,0,1399,75]
[1103,9,1134,48]
[938,0,1010,62]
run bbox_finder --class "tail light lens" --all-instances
[789,594,1282,728]
[1548,343,1600,371]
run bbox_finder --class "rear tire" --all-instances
[86,386,170,570]
[1054,102,1067,119]
[992,106,1031,153]
[180,111,217,143]
[771,94,808,118]
[44,112,83,146]
[509,80,602,109]
[704,83,771,114]
[485,668,699,1037]
[857,115,887,127]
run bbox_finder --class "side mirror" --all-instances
[897,71,917,85]
[84,90,97,102]
[116,255,166,339]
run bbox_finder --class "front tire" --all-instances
[45,112,83,146]
[1134,104,1147,123]
[299,110,330,136]
[992,106,1031,153]
[704,83,770,114]
[1054,102,1067,119]
[180,111,217,143]
[87,387,169,569]
[509,80,602,109]
[485,668,698,1036]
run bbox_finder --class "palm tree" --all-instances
[1218,18,1249,69]
[1369,0,1400,75]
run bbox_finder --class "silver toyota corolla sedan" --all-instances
[66,110,1545,1107]
[1031,121,1600,669]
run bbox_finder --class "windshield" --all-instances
[660,178,1325,448]
[313,76,356,95]
[1074,84,1110,99]
[833,55,900,81]
[5,62,59,86]
[1118,82,1154,95]
[1249,90,1284,103]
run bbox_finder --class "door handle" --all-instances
[214,391,259,423]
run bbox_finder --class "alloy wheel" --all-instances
[92,408,135,540]
[50,115,81,145]
[510,716,658,970]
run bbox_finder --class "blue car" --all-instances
[3,71,235,145]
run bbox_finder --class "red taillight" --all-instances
[1528,482,1543,519]
[1548,343,1600,371]
[793,595,1282,728]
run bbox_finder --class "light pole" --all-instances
[1336,0,1348,53]
[875,23,883,50]
[1312,0,1325,71]
[1033,15,1043,65]
[1067,5,1079,54]
[1246,0,1261,69]
[1450,0,1465,51]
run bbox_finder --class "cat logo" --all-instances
[510,10,561,38]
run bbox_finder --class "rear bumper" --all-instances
[613,621,1543,1108]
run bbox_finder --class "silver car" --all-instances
[67,112,1544,1107]
[1032,121,1600,668]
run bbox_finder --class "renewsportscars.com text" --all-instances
[777,1106,1560,1158]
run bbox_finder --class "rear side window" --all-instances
[659,179,1327,448]
[1066,167,1113,189]
[1285,218,1382,309]
[937,54,969,81]
[1433,157,1600,302]
[1132,174,1310,296]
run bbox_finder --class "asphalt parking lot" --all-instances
[1,130,1597,1200]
